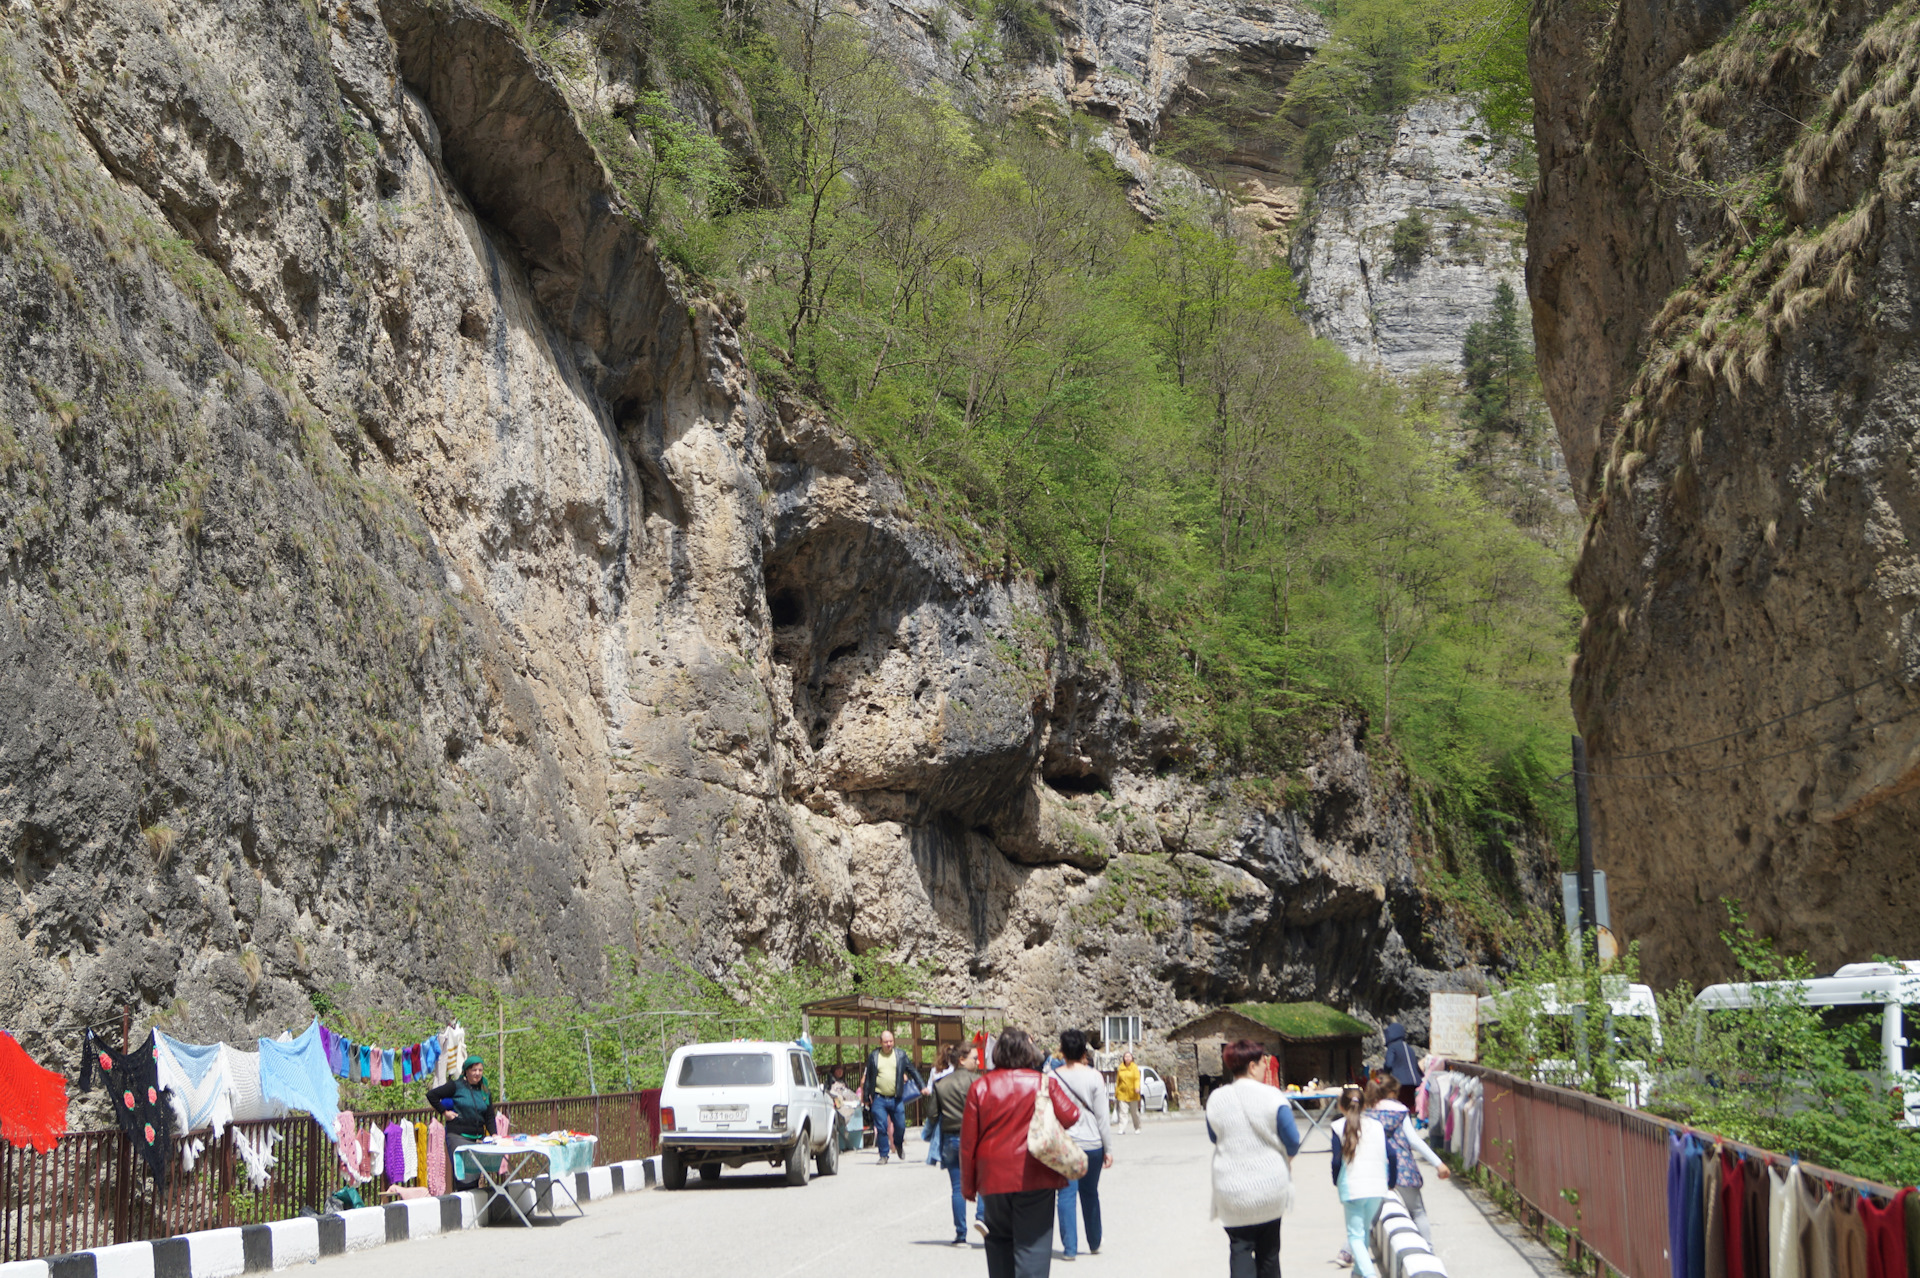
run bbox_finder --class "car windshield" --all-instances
[677,1052,775,1087]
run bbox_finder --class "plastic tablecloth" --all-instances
[453,1135,598,1182]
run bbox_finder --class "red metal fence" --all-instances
[1451,1062,1898,1278]
[0,1091,658,1263]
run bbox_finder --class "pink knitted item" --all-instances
[427,1119,447,1196]
[495,1113,509,1139]
[337,1112,368,1183]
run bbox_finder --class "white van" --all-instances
[1479,979,1662,1106]
[1690,960,1920,1126]
[658,1040,840,1187]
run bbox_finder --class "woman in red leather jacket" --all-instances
[961,1027,1082,1277]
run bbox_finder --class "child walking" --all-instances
[1330,1086,1389,1278]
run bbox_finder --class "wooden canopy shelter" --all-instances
[800,994,1006,1077]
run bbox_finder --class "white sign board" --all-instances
[1429,992,1479,1062]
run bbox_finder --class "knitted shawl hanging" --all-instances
[0,1031,68,1152]
[154,1032,236,1140]
[78,1030,175,1189]
[221,1045,289,1122]
[256,1020,340,1138]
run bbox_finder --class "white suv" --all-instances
[658,1041,840,1187]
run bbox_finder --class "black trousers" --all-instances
[1225,1217,1283,1278]
[983,1189,1056,1278]
[446,1130,484,1192]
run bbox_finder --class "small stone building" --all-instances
[1167,1002,1371,1099]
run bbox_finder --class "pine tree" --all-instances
[1462,279,1531,433]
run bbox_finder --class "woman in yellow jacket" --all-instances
[1115,1051,1143,1132]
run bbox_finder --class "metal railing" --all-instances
[0,1091,659,1263]
[1449,1062,1898,1278]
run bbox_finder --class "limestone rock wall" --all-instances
[0,0,1550,1065]
[1530,0,1920,982]
[1291,98,1528,377]
[849,0,1324,224]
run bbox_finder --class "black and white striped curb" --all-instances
[0,1158,661,1278]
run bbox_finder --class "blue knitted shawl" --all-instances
[257,1019,341,1139]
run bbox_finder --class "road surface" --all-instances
[318,1114,1557,1276]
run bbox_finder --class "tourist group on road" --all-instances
[844,1017,1450,1278]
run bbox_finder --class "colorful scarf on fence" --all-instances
[256,1019,340,1138]
[79,1030,175,1189]
[0,1031,67,1152]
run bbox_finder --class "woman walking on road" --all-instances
[962,1026,1082,1278]
[933,1048,985,1244]
[1205,1039,1301,1278]
[1330,1086,1390,1278]
[1114,1052,1143,1133]
[1366,1075,1450,1242]
[1051,1030,1113,1259]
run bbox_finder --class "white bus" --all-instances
[1690,960,1920,1126]
[1479,978,1662,1107]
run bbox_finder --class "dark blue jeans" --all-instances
[1057,1149,1104,1255]
[940,1134,983,1237]
[872,1094,906,1159]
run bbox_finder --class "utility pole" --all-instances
[1572,735,1598,942]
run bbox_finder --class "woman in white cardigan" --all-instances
[1329,1087,1390,1278]
[1205,1040,1302,1278]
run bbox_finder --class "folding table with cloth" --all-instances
[452,1133,598,1226]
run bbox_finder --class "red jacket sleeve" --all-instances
[961,1076,983,1201]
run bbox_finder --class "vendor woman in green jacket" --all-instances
[426,1056,496,1190]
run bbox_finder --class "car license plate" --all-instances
[700,1106,747,1122]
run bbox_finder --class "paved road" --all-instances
[321,1115,1557,1276]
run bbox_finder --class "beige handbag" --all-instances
[1028,1071,1088,1180]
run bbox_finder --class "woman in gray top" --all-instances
[1052,1029,1115,1258]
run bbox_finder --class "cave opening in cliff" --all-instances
[768,588,803,628]
[1043,769,1108,796]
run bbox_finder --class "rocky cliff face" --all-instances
[1292,98,1528,378]
[1531,0,1920,981]
[0,0,1550,1065]
[854,0,1324,229]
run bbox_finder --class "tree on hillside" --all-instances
[1461,279,1532,433]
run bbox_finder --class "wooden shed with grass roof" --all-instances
[1168,1002,1372,1096]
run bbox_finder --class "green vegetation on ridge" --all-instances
[562,0,1574,847]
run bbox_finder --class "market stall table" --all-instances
[452,1133,598,1226]
[1286,1090,1343,1148]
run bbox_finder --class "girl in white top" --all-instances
[1330,1086,1389,1278]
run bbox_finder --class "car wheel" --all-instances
[816,1121,841,1176]
[697,1162,721,1183]
[785,1127,810,1186]
[661,1147,688,1190]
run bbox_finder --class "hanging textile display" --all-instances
[337,1112,369,1183]
[78,1030,175,1189]
[257,1019,341,1137]
[222,1044,289,1122]
[383,1122,405,1184]
[0,1031,68,1152]
[233,1126,280,1191]
[1799,1171,1837,1278]
[1861,1188,1911,1278]
[154,1031,236,1140]
[426,1118,448,1196]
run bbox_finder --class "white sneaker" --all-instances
[974,1220,990,1240]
